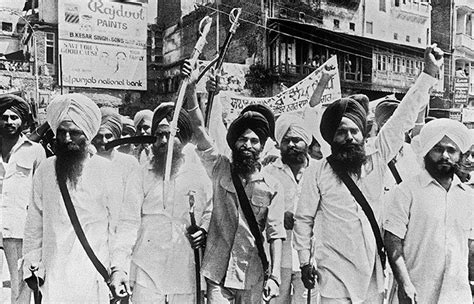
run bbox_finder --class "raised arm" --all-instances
[182,60,213,151]
[376,44,443,162]
[308,65,337,108]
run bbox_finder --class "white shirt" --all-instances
[384,170,474,304]
[293,72,437,301]
[112,158,212,294]
[0,135,45,238]
[23,154,122,303]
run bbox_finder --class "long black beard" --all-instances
[150,143,184,177]
[55,141,88,188]
[330,142,367,179]
[281,147,308,166]
[424,154,456,180]
[231,147,261,178]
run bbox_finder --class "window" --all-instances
[349,23,355,31]
[394,33,398,40]
[418,37,422,44]
[377,54,387,71]
[45,32,55,64]
[379,0,386,12]
[334,19,340,29]
[366,22,373,34]
[406,35,410,42]
[2,22,13,32]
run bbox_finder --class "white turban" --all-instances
[411,118,471,158]
[133,109,153,128]
[46,93,101,141]
[275,113,311,146]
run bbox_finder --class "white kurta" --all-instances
[112,158,212,295]
[23,154,123,303]
[384,171,474,304]
[293,73,437,301]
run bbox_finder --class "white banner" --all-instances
[462,107,474,123]
[218,56,341,123]
[58,0,147,90]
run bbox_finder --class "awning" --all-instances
[0,50,26,61]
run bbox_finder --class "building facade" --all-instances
[266,0,435,99]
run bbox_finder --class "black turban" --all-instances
[374,97,399,128]
[348,94,370,115]
[0,94,30,123]
[152,104,193,144]
[241,104,275,140]
[227,111,270,148]
[320,97,367,145]
[100,107,122,140]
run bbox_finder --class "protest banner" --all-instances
[58,0,148,90]
[218,56,341,123]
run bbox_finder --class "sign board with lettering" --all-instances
[218,56,341,123]
[58,0,148,90]
[453,77,469,105]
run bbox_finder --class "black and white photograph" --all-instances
[0,0,473,303]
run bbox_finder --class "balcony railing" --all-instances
[392,0,431,18]
[456,0,474,13]
[271,63,371,83]
[455,33,474,52]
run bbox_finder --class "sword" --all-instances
[186,190,201,304]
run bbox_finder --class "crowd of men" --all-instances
[0,44,472,304]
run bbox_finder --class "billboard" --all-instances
[58,0,148,90]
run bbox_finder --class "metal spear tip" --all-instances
[186,190,196,197]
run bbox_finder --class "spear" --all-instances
[203,8,242,129]
[163,16,212,207]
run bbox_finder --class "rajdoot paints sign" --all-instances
[59,0,148,90]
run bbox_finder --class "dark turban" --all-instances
[100,107,122,140]
[320,97,367,145]
[227,111,270,148]
[241,104,275,140]
[348,94,370,115]
[152,104,193,144]
[0,94,30,123]
[121,116,136,136]
[374,98,399,128]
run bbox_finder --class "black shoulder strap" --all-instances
[326,157,386,269]
[57,175,110,284]
[230,167,269,274]
[387,159,402,184]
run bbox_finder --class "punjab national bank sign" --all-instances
[58,0,147,90]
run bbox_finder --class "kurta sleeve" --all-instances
[110,166,144,271]
[383,185,412,239]
[375,73,437,163]
[293,163,321,252]
[22,165,45,279]
[266,180,286,241]
[195,144,225,179]
[469,190,474,240]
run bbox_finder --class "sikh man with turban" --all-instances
[0,94,45,303]
[133,109,153,164]
[22,93,127,302]
[384,119,474,303]
[293,44,444,304]
[183,60,286,304]
[117,116,136,155]
[262,113,319,304]
[110,103,212,303]
[92,107,138,187]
